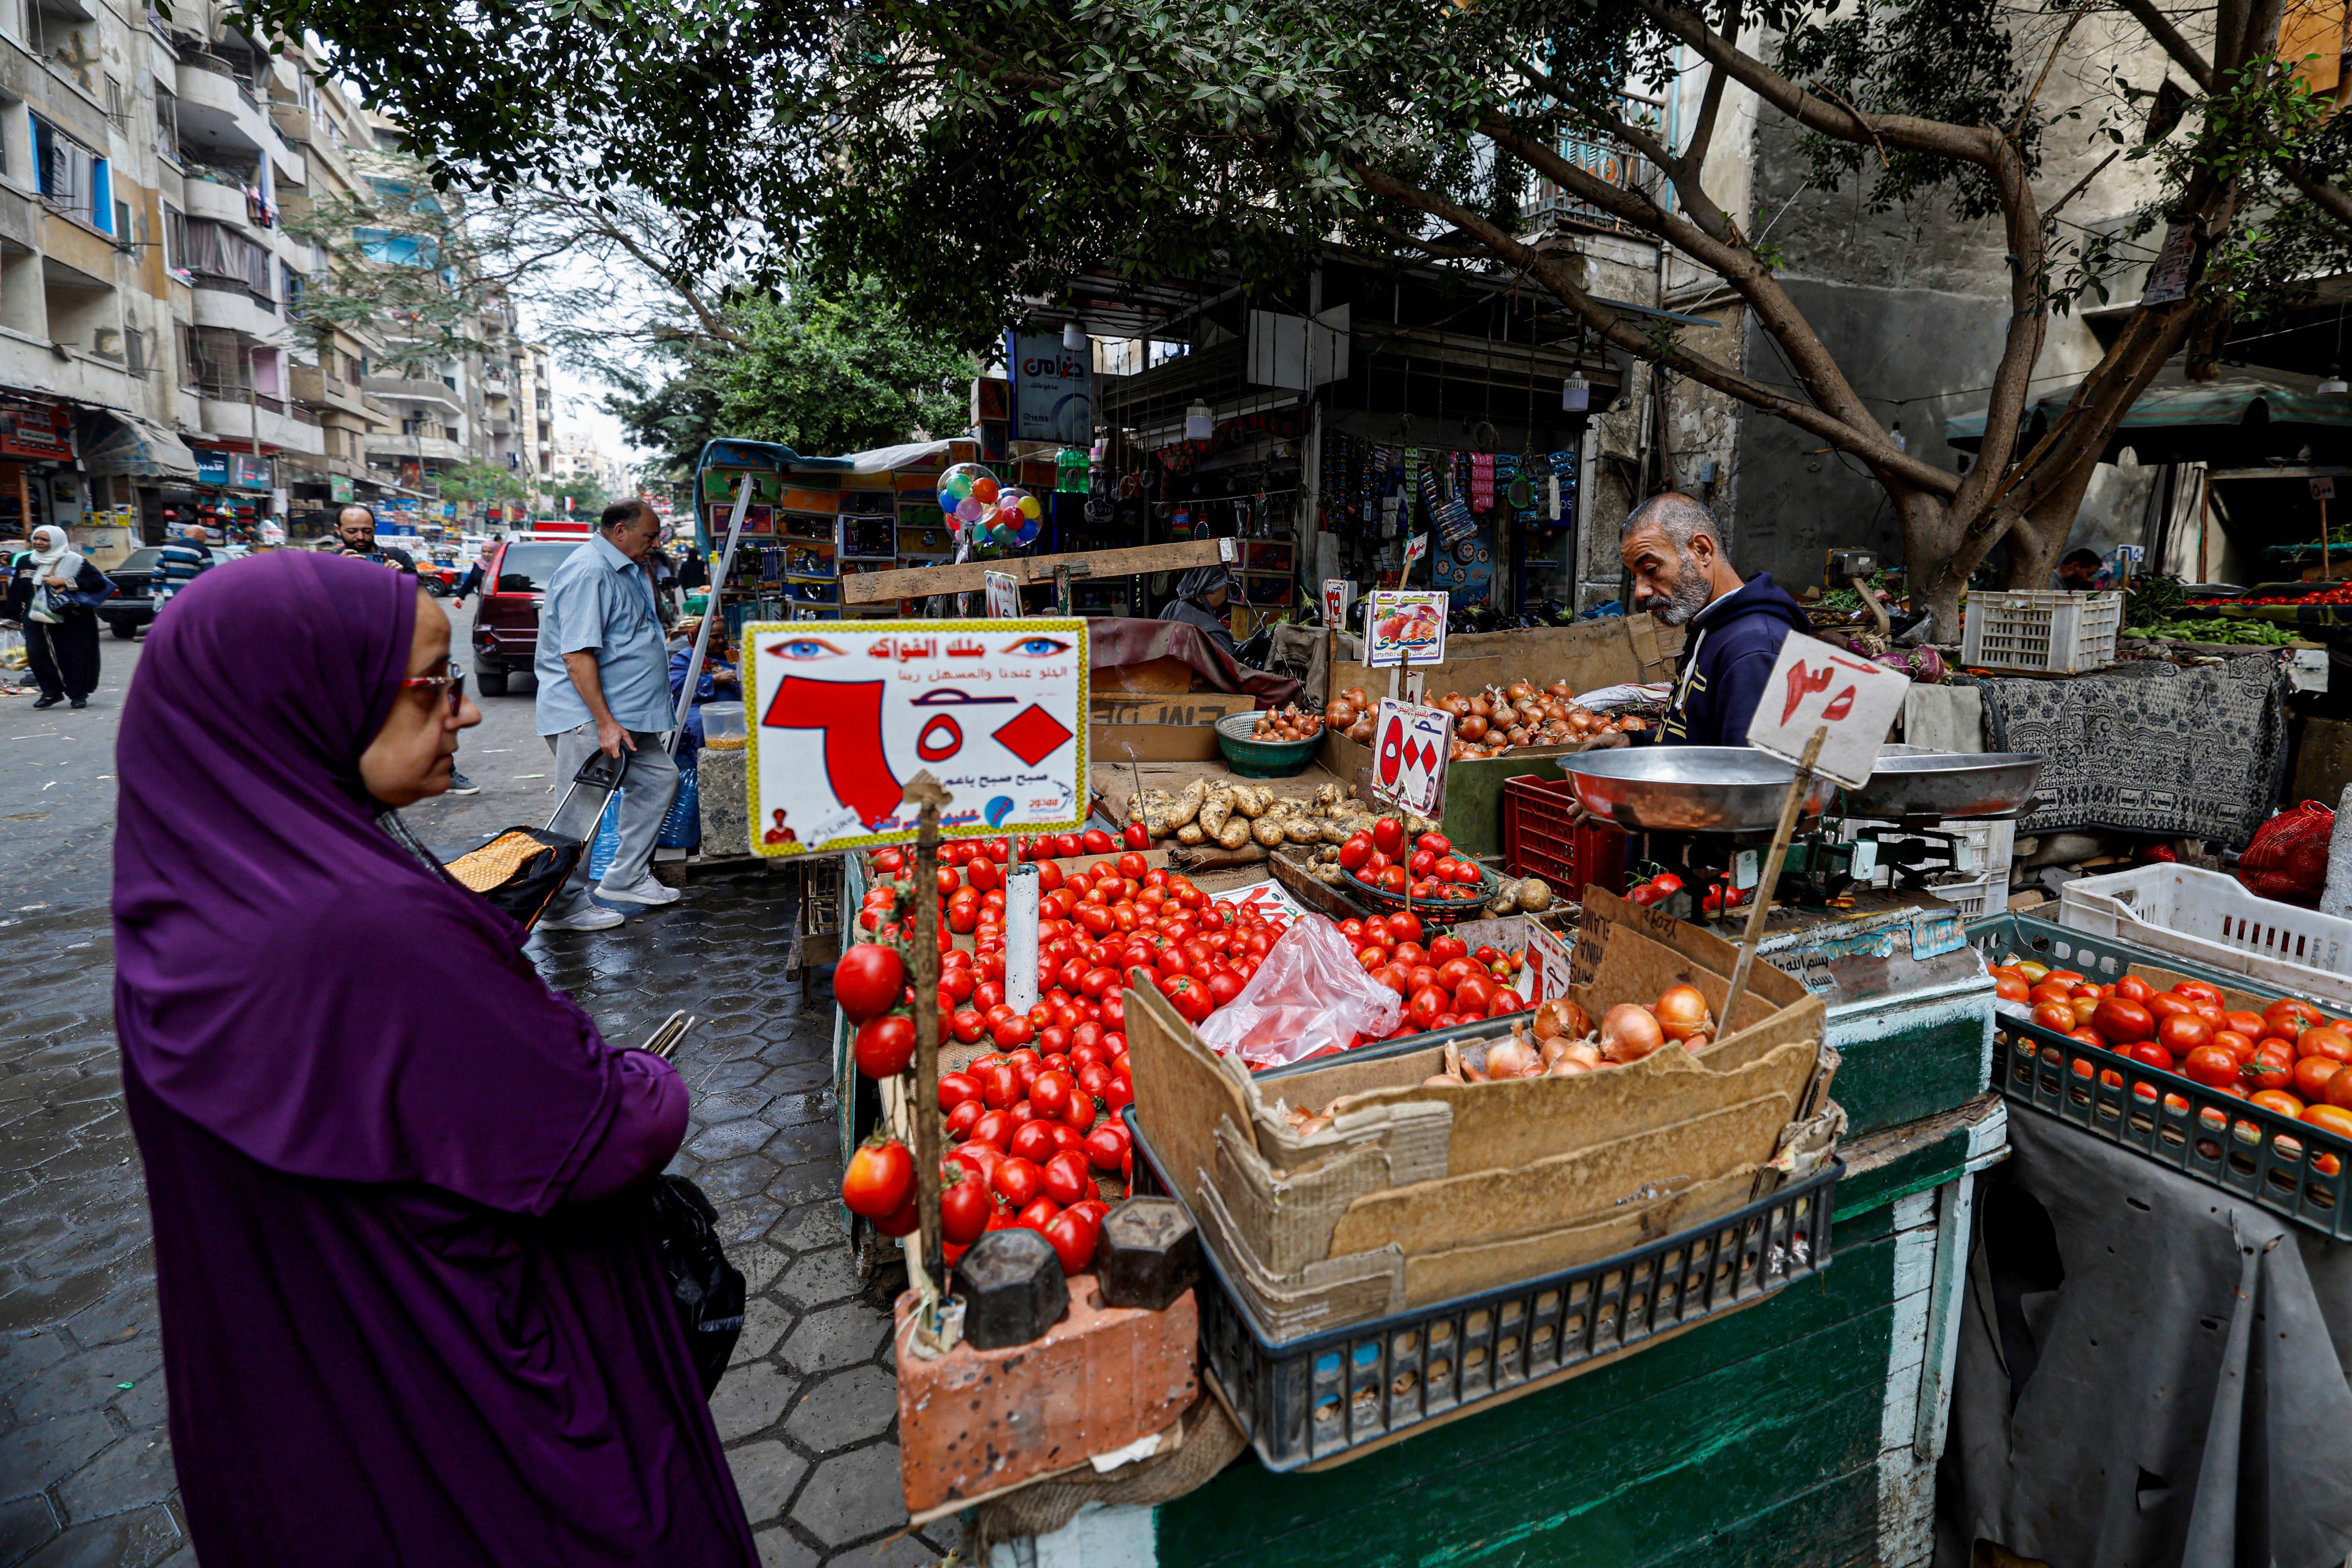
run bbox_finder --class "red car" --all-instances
[469,536,583,695]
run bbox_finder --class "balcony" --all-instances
[363,375,465,417]
[196,388,327,455]
[190,280,281,339]
[181,177,256,231]
[367,433,469,463]
[175,58,271,164]
[1524,130,1660,237]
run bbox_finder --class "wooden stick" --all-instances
[1720,726,1826,1028]
[903,771,954,1311]
[840,536,1234,604]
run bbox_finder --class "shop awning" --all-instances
[1944,374,2352,466]
[74,410,202,480]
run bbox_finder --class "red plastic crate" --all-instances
[1501,774,1630,897]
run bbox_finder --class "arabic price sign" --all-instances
[1364,588,1448,669]
[1321,578,1350,628]
[1523,920,1575,1004]
[743,619,1089,856]
[984,570,1021,618]
[1402,533,1429,573]
[1211,877,1308,926]
[1370,697,1452,817]
[1743,629,1911,791]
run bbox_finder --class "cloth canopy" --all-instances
[74,409,201,480]
[1944,374,2352,466]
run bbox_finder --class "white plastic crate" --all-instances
[1961,589,2122,674]
[2059,862,2352,1007]
[1833,817,2014,891]
[1921,873,2001,918]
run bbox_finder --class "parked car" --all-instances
[96,544,248,639]
[470,536,583,695]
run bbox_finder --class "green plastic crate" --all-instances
[1966,913,2352,1240]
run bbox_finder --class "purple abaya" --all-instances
[111,553,757,1566]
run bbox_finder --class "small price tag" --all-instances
[1322,578,1351,627]
[984,570,1021,618]
[1370,697,1452,817]
[1524,920,1575,1003]
[1743,630,1912,790]
[1402,533,1428,572]
[2314,477,2337,501]
[1211,879,1308,924]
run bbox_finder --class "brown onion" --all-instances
[1341,686,1371,709]
[1654,984,1713,1043]
[1483,1038,1540,1079]
[1505,680,1535,702]
[1507,725,1529,746]
[1600,1004,1666,1063]
[1328,700,1356,728]
[1547,680,1573,699]
[1471,695,1493,718]
[1533,998,1589,1040]
[1546,1056,1589,1077]
[1459,714,1489,742]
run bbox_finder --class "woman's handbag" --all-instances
[50,567,115,614]
[646,1176,745,1396]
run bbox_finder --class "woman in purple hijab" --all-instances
[112,552,757,1566]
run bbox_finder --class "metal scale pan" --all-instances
[1561,747,1841,834]
[1839,750,2046,823]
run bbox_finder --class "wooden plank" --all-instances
[1153,1221,1902,1568]
[1830,996,1993,1141]
[839,536,1236,603]
[1833,1093,2004,1220]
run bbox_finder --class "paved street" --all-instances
[0,598,948,1568]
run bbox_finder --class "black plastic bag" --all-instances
[647,1175,744,1397]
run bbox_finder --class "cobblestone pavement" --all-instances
[0,602,947,1568]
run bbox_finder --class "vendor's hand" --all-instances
[595,716,634,758]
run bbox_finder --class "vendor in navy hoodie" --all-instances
[1619,492,1810,747]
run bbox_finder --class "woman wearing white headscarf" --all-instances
[4,527,107,709]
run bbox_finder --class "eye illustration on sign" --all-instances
[746,621,1089,854]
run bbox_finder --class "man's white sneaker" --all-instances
[596,876,681,906]
[540,906,625,931]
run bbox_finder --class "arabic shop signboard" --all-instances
[1006,330,1093,446]
[743,619,1090,856]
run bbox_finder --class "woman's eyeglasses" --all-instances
[399,658,467,717]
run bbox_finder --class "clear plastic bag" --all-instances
[1196,914,1402,1069]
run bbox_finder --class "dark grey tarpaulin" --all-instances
[1936,1112,2352,1568]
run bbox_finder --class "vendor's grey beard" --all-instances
[1647,551,1714,625]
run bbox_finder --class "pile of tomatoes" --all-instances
[1339,821,1488,905]
[1337,912,1529,1036]
[932,1044,1135,1273]
[1996,960,2352,1137]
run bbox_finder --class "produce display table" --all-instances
[998,1095,2008,1568]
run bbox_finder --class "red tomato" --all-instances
[841,1136,914,1219]
[1207,969,1245,1006]
[1416,831,1452,857]
[2304,1102,2352,1139]
[1993,975,2030,1004]
[1162,975,1214,1024]
[1042,1149,1092,1208]
[2293,1054,2341,1103]
[1061,1090,1097,1132]
[2213,1029,2257,1062]
[1042,1211,1096,1275]
[1338,834,1374,872]
[1391,941,1428,969]
[2093,998,2155,1043]
[833,944,906,1024]
[1372,965,1411,998]
[1029,1069,1074,1121]
[2182,1045,2241,1088]
[1435,958,1480,993]
[2155,1013,2212,1058]
[991,1015,1035,1049]
[2242,1057,2294,1094]
[940,1165,991,1244]
[2250,1088,2307,1119]
[2123,1041,2174,1072]
[1372,818,1405,856]
[2144,994,2193,1024]
[1408,986,1448,1029]
[1114,851,1148,881]
[2113,975,2155,1004]
[1085,1121,1130,1171]
[2300,1027,2352,1062]
[1082,828,1114,855]
[992,1157,1043,1209]
[1122,823,1150,850]
[1489,988,1527,1015]
[853,1013,917,1079]
[1409,850,1437,877]
[1009,1121,1059,1164]
[938,1072,983,1111]
[1453,976,1496,1016]
[2031,1002,2076,1033]
[976,1062,1020,1111]
[2223,1010,2268,1039]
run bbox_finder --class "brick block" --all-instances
[893,1277,1198,1516]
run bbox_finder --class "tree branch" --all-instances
[1949,136,2050,516]
[2113,0,2212,87]
[1682,0,1746,172]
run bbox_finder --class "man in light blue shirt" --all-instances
[533,499,682,929]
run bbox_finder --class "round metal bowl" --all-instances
[1840,751,2046,821]
[1561,746,1840,833]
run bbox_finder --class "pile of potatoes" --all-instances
[1127,778,1436,854]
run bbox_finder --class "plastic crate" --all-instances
[1922,873,2001,919]
[1833,816,2014,891]
[1966,913,2352,1239]
[2059,862,2352,1009]
[1500,774,1630,895]
[1126,1108,1840,1471]
[1960,589,2122,674]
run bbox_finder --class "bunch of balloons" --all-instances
[936,462,1042,547]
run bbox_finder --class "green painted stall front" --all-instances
[1024,1108,2002,1568]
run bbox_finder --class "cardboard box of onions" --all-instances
[1123,888,1841,1341]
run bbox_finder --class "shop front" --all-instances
[74,408,203,561]
[171,449,279,545]
[0,395,78,547]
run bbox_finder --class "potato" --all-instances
[1198,788,1232,838]
[1169,777,1209,829]
[1517,877,1554,912]
[1251,817,1287,848]
[1176,822,1206,846]
[1283,817,1322,844]
[1216,817,1254,850]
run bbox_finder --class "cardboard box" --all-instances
[1125,888,1832,1337]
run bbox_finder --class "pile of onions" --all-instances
[1250,703,1327,742]
[1416,675,1664,759]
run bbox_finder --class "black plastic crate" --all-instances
[1967,914,2352,1240]
[1124,1108,1840,1471]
